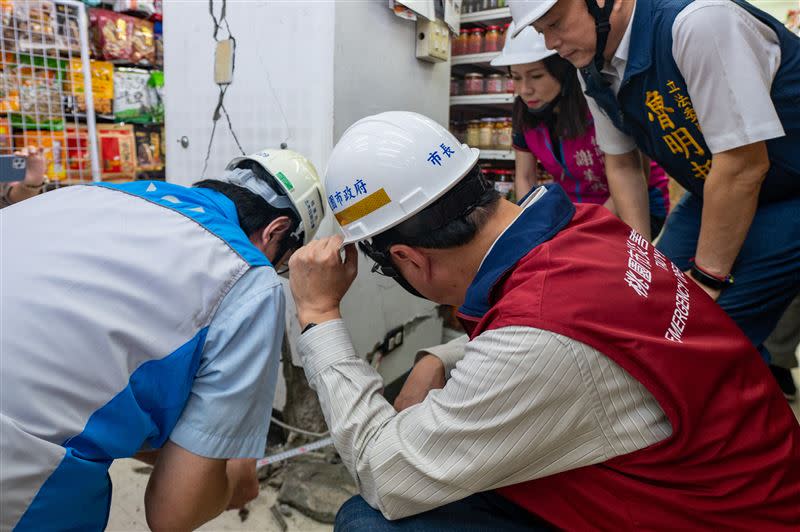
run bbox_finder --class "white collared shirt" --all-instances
[581,0,784,156]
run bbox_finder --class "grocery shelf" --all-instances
[450,94,514,106]
[451,51,501,66]
[460,7,512,24]
[478,149,515,160]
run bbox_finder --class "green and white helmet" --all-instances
[226,149,325,245]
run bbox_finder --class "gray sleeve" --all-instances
[672,1,784,153]
[169,267,285,459]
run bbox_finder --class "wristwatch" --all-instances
[301,322,317,334]
[689,259,734,291]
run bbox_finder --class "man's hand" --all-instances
[394,354,446,412]
[288,235,358,328]
[22,146,46,186]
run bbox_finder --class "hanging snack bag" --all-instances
[113,67,151,122]
[131,17,155,66]
[97,123,136,180]
[67,59,114,115]
[134,123,163,171]
[89,8,134,62]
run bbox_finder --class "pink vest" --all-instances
[458,188,800,530]
[521,121,670,214]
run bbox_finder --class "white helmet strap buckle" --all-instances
[219,168,297,213]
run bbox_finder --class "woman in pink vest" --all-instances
[492,23,671,237]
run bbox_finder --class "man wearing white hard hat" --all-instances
[509,0,800,390]
[289,111,799,530]
[0,149,325,530]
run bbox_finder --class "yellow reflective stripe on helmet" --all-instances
[334,188,391,226]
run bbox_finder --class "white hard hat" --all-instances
[509,0,558,37]
[226,149,325,245]
[490,21,557,66]
[324,111,480,244]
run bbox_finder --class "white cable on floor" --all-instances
[270,416,329,438]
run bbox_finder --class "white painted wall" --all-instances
[164,1,335,185]
[163,2,448,405]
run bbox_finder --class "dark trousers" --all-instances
[657,193,800,361]
[334,493,551,532]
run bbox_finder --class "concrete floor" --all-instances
[108,367,800,531]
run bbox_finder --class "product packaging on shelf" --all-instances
[113,0,157,17]
[14,129,67,180]
[3,57,67,128]
[133,123,163,171]
[66,59,114,115]
[89,8,135,62]
[130,17,155,66]
[97,123,136,180]
[113,66,151,122]
[64,123,92,180]
[0,116,12,151]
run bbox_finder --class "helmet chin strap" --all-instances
[579,0,615,88]
[358,165,493,300]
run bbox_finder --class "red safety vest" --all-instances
[458,191,800,530]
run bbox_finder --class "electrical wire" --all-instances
[202,0,245,178]
[270,416,330,438]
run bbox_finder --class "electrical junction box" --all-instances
[415,17,450,63]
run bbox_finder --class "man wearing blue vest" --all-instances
[0,149,325,531]
[509,0,800,367]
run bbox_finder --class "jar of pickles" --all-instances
[479,118,494,148]
[450,77,460,96]
[464,72,484,95]
[467,27,484,54]
[453,28,468,56]
[484,25,501,53]
[496,118,513,149]
[466,120,481,147]
[486,73,504,94]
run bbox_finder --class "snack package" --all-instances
[5,59,66,127]
[89,8,134,62]
[154,21,163,68]
[133,123,163,171]
[0,117,12,152]
[64,123,92,180]
[97,123,136,180]
[113,67,151,122]
[147,70,164,123]
[1,0,16,52]
[14,1,58,53]
[130,17,155,66]
[67,59,114,115]
[113,0,156,17]
[15,130,67,180]
[55,3,81,53]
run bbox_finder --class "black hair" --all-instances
[511,54,589,140]
[370,165,501,252]
[193,161,300,239]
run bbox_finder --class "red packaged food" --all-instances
[89,8,134,62]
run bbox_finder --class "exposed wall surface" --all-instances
[164,1,335,185]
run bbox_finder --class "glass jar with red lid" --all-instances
[466,27,484,54]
